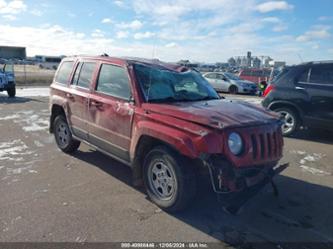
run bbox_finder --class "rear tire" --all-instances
[275,107,299,136]
[53,115,80,153]
[7,87,16,98]
[229,85,238,94]
[143,146,196,212]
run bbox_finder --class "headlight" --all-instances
[228,132,243,156]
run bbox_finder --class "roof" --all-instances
[64,55,189,72]
[300,60,333,65]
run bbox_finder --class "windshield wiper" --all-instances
[195,96,220,101]
[148,97,179,103]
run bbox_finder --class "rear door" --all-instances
[217,73,230,91]
[67,61,97,140]
[296,64,333,128]
[87,62,134,163]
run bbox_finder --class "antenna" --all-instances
[297,53,304,63]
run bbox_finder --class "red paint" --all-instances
[50,56,284,170]
[239,68,272,85]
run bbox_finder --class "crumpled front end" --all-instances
[201,122,288,213]
[204,155,288,213]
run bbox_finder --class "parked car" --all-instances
[203,72,257,94]
[0,63,16,97]
[239,68,272,86]
[262,61,333,136]
[49,56,287,213]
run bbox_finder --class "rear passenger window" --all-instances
[298,69,309,82]
[55,61,74,84]
[310,65,333,85]
[73,62,96,89]
[96,64,131,99]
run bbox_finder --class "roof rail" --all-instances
[301,60,333,65]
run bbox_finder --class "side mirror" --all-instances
[129,95,135,105]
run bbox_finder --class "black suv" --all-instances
[262,61,333,136]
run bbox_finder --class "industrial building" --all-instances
[0,46,26,60]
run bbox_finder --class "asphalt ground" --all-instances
[0,88,332,248]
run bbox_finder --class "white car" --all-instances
[203,72,257,94]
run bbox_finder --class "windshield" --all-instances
[134,64,220,103]
[224,72,240,81]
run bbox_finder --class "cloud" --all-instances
[255,1,293,13]
[67,11,76,18]
[296,25,331,42]
[91,29,105,38]
[165,42,178,48]
[0,0,26,14]
[101,18,113,24]
[134,31,154,40]
[114,0,124,7]
[117,20,143,30]
[30,9,43,16]
[318,16,332,21]
[116,31,129,39]
[2,14,16,20]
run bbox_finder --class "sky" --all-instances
[0,0,332,64]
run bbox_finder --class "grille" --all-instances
[250,129,282,160]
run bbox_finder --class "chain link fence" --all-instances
[1,63,55,86]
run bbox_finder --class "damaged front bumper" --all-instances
[204,157,289,212]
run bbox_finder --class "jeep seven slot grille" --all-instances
[251,130,282,160]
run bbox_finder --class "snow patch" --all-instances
[300,165,331,176]
[15,87,49,97]
[290,150,306,155]
[0,114,20,121]
[0,140,33,161]
[0,110,49,133]
[299,153,325,164]
[34,141,44,147]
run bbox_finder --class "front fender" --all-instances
[131,120,198,160]
[130,120,224,161]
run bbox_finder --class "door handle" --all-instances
[90,101,103,107]
[295,86,305,90]
[66,93,74,100]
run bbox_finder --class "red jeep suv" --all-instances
[49,56,287,212]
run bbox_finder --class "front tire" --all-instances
[143,146,196,212]
[275,108,299,136]
[7,87,16,98]
[53,115,80,153]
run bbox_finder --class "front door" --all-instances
[88,62,134,163]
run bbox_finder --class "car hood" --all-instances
[142,99,280,130]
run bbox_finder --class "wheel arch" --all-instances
[268,101,304,124]
[50,104,66,133]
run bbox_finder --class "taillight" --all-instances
[263,84,275,97]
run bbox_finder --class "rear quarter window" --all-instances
[309,65,333,85]
[73,62,96,89]
[54,61,74,84]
